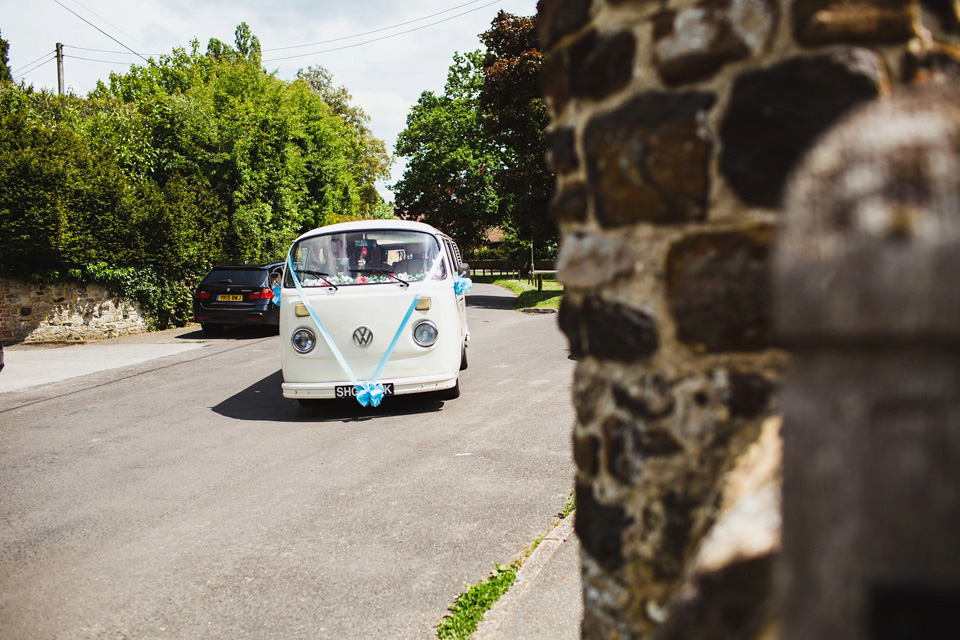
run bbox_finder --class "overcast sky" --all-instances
[1,0,540,201]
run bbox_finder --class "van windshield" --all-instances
[285,229,448,288]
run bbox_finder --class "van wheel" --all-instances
[437,378,461,400]
[459,342,468,370]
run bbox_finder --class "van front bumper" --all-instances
[282,372,458,400]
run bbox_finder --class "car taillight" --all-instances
[248,288,274,300]
[194,290,210,299]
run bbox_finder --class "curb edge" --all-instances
[472,512,576,639]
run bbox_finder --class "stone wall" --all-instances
[776,82,960,640]
[538,0,960,638]
[0,278,146,343]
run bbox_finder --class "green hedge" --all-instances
[0,26,388,328]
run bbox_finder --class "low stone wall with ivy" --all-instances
[0,278,146,344]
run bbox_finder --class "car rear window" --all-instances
[202,269,268,287]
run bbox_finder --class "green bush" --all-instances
[0,24,390,328]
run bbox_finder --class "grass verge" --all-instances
[435,492,576,639]
[470,275,563,310]
[436,561,521,639]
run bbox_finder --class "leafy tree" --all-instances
[297,65,370,130]
[296,64,392,215]
[392,51,500,250]
[0,23,392,328]
[0,29,11,84]
[479,11,555,253]
[394,12,556,256]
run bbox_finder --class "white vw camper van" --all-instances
[279,220,470,406]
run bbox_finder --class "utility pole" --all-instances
[56,43,64,95]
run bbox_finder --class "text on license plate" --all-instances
[335,383,395,398]
[217,294,243,302]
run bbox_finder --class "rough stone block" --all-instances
[538,0,593,49]
[560,295,660,362]
[793,0,917,46]
[545,126,579,174]
[557,232,636,288]
[549,181,589,223]
[612,375,675,420]
[542,29,636,113]
[603,415,685,484]
[585,91,715,227]
[654,0,777,85]
[582,296,660,361]
[902,39,960,84]
[723,371,775,419]
[574,432,602,477]
[921,0,960,32]
[559,296,585,358]
[541,51,570,114]
[576,480,634,571]
[720,50,885,208]
[667,227,775,351]
[569,29,636,100]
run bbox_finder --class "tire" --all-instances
[459,342,468,370]
[436,377,461,400]
[201,322,225,335]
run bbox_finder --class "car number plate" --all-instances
[335,383,394,398]
[217,294,243,302]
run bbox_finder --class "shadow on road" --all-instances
[212,370,446,423]
[465,294,515,311]
[176,326,278,341]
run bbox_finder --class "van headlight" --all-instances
[291,327,316,353]
[412,320,438,347]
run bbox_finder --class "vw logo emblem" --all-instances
[352,326,374,347]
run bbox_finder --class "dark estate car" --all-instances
[193,262,284,335]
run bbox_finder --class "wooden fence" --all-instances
[468,259,558,290]
[468,260,521,278]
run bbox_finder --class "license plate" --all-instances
[335,383,394,398]
[217,294,243,302]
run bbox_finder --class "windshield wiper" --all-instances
[296,269,338,290]
[351,268,409,287]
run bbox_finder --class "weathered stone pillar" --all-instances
[776,84,960,640]
[537,0,960,637]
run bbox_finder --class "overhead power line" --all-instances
[11,50,57,76]
[263,0,490,51]
[52,0,150,64]
[64,0,151,50]
[64,45,161,56]
[64,54,137,65]
[263,0,503,62]
[13,55,57,80]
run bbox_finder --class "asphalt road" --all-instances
[0,283,576,639]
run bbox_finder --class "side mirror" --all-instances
[458,263,470,277]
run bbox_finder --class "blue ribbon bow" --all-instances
[454,276,473,296]
[354,381,386,408]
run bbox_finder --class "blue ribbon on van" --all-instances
[453,275,472,296]
[285,254,432,408]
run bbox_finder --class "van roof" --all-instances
[294,219,449,242]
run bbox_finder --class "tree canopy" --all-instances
[392,51,500,249]
[479,11,554,248]
[0,23,391,327]
[0,29,11,84]
[392,11,555,256]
